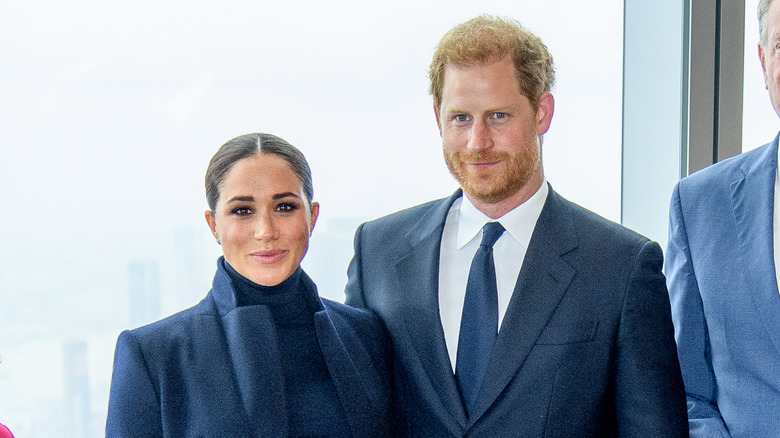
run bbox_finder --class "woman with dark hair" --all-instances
[106,133,393,437]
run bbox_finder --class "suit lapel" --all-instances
[731,136,780,355]
[396,190,469,428]
[469,188,577,421]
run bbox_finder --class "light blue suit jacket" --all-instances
[666,134,780,437]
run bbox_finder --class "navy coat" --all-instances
[107,259,393,437]
[346,185,688,437]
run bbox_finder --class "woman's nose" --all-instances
[254,214,278,240]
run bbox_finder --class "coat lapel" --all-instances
[396,190,469,429]
[314,309,383,437]
[301,270,387,438]
[469,188,577,422]
[731,136,780,355]
[212,262,289,438]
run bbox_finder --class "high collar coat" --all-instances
[106,259,393,437]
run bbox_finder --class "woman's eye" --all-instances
[232,207,253,215]
[276,203,297,212]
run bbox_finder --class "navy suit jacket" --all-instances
[346,185,688,437]
[666,135,780,437]
[106,260,393,438]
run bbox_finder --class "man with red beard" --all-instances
[346,15,687,437]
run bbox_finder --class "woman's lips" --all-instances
[250,250,286,264]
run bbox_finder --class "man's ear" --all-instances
[434,104,443,136]
[760,43,770,90]
[536,92,555,136]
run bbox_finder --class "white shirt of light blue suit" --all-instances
[438,181,548,371]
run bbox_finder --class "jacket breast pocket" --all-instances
[535,321,598,345]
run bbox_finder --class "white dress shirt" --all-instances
[438,182,548,371]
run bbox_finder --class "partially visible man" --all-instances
[346,15,687,437]
[666,1,780,436]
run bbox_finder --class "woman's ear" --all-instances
[205,210,220,243]
[309,202,320,235]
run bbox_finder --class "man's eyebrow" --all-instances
[444,105,512,113]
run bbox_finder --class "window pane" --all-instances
[0,1,622,435]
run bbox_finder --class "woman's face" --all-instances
[205,153,318,286]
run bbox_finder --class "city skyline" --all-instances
[0,217,366,436]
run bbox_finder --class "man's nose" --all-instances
[467,120,492,152]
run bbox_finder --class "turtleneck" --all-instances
[221,260,351,437]
[224,262,313,329]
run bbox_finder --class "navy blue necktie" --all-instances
[456,221,505,415]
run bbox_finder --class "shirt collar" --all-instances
[456,180,549,249]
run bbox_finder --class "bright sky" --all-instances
[0,0,624,231]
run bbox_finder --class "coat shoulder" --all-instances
[681,141,772,191]
[361,195,461,238]
[120,295,216,352]
[548,193,662,283]
[559,193,651,250]
[363,197,448,230]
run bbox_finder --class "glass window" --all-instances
[0,1,623,435]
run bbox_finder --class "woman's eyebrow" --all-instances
[226,195,254,203]
[272,192,301,200]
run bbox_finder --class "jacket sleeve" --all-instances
[665,182,731,438]
[106,330,164,438]
[345,222,368,309]
[614,238,689,436]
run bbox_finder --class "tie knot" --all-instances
[480,222,505,248]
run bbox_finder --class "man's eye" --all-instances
[455,114,469,122]
[494,112,507,119]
